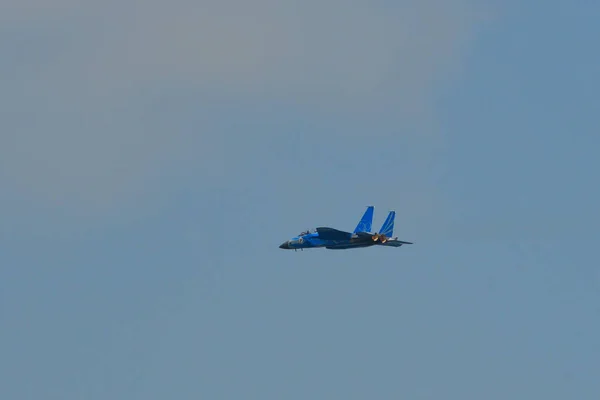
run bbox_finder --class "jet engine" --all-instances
[371,233,388,243]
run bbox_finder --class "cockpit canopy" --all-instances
[298,229,316,236]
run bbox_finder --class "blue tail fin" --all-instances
[379,211,395,237]
[353,206,374,233]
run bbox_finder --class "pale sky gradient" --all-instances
[1,1,599,399]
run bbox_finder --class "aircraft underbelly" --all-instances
[325,239,374,249]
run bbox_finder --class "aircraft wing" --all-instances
[355,232,373,238]
[315,227,353,240]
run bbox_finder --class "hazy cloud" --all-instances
[4,0,482,105]
[1,0,487,217]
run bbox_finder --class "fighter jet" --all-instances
[279,206,413,251]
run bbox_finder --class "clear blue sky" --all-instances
[2,1,599,399]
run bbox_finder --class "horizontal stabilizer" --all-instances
[380,239,413,247]
[316,227,352,241]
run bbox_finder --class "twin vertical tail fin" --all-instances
[378,211,395,238]
[354,206,374,233]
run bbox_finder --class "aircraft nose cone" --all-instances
[279,241,290,249]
